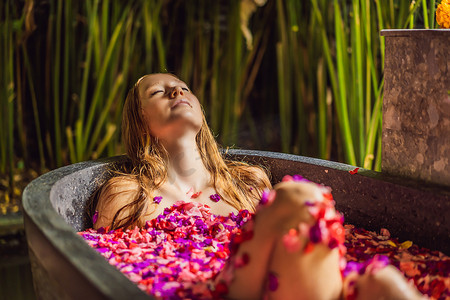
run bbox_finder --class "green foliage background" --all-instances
[0,0,437,194]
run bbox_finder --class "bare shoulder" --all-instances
[102,176,139,195]
[93,176,139,229]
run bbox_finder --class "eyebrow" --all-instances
[143,79,188,92]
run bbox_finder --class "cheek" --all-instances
[194,102,203,116]
[191,98,203,116]
[141,106,163,132]
[192,101,205,126]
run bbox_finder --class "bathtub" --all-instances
[22,149,450,299]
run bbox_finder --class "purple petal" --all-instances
[268,272,278,291]
[309,223,322,243]
[92,210,99,224]
[209,194,221,202]
[154,196,162,204]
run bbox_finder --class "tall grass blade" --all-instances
[22,47,45,170]
[66,127,77,164]
[430,0,436,28]
[276,0,291,153]
[422,0,430,28]
[1,0,16,192]
[93,124,116,160]
[86,73,124,157]
[82,11,127,155]
[53,0,63,166]
[77,1,98,161]
[317,58,328,159]
[363,81,384,169]
[333,0,357,165]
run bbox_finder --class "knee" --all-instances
[265,181,331,219]
[255,181,333,233]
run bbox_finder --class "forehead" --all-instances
[137,74,185,93]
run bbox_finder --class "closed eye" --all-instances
[150,90,163,96]
[182,87,189,92]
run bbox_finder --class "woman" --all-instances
[94,73,425,299]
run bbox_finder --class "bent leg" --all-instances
[218,180,344,300]
[267,239,342,300]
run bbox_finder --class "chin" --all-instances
[174,111,202,128]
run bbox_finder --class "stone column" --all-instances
[381,29,450,187]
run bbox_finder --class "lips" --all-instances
[171,98,192,108]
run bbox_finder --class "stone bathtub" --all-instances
[22,149,450,299]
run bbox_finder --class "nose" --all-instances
[170,86,184,98]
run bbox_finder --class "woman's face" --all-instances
[137,73,203,140]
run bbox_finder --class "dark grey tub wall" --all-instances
[22,149,450,300]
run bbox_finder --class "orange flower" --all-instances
[436,0,450,28]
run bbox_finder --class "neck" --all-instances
[161,133,210,193]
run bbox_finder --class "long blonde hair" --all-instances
[104,74,271,229]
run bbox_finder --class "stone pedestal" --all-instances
[381,29,450,187]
